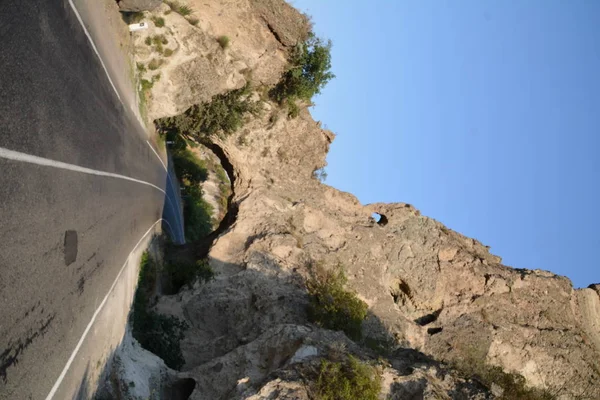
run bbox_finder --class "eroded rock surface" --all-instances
[161,104,600,399]
[123,0,600,398]
[118,0,161,12]
[133,0,308,121]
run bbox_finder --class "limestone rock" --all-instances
[118,0,161,12]
[133,0,600,398]
[177,324,488,400]
[134,0,308,121]
[95,329,179,399]
[163,104,600,398]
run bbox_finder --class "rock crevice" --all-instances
[124,0,600,398]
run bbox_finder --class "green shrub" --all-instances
[144,36,152,46]
[184,137,199,148]
[148,58,160,70]
[156,83,261,138]
[270,33,334,104]
[166,1,194,16]
[152,73,161,83]
[131,253,188,370]
[453,352,555,400]
[164,259,214,294]
[177,4,194,16]
[164,1,179,12]
[215,164,229,184]
[152,16,165,27]
[132,310,187,370]
[188,17,199,26]
[136,62,146,73]
[306,264,368,341]
[136,252,155,297]
[363,336,395,356]
[154,35,168,45]
[217,35,230,49]
[167,141,215,240]
[172,148,208,185]
[150,35,168,54]
[182,184,214,241]
[163,48,174,57]
[141,79,154,91]
[162,130,188,152]
[315,356,381,400]
[287,99,300,118]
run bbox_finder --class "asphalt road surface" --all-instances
[0,0,184,398]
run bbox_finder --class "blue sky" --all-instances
[290,0,600,288]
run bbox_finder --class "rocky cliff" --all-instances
[116,1,600,398]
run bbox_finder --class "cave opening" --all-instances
[427,327,443,335]
[161,377,197,400]
[372,212,388,226]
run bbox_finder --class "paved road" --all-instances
[0,0,183,398]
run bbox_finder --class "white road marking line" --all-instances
[0,146,165,194]
[0,145,183,243]
[45,219,163,400]
[65,1,187,240]
[31,3,181,396]
[0,144,183,395]
[66,0,121,104]
[146,141,186,241]
[146,141,167,171]
[161,218,175,238]
[66,0,184,243]
[164,196,184,243]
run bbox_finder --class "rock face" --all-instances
[118,0,161,12]
[132,0,308,121]
[157,105,600,399]
[130,1,600,398]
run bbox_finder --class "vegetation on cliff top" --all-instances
[132,252,215,369]
[453,350,556,400]
[314,355,381,400]
[156,83,260,138]
[166,133,215,241]
[155,32,334,137]
[307,264,368,341]
[172,147,208,184]
[131,252,188,369]
[163,258,214,295]
[270,33,335,105]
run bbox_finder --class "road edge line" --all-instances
[45,219,163,400]
[146,141,186,242]
[66,0,122,104]
[146,141,167,171]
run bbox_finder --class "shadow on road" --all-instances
[161,150,186,245]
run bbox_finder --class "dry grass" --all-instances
[217,35,230,49]
[148,58,161,70]
[152,16,165,27]
[165,1,195,17]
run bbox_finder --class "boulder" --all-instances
[118,0,161,12]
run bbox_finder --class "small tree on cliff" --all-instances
[156,83,260,139]
[270,34,335,104]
